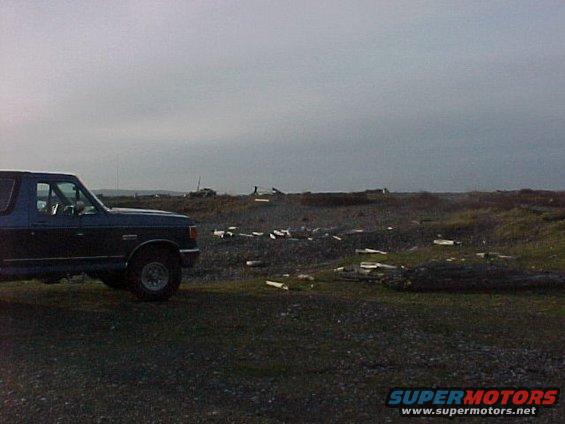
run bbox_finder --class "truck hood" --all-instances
[107,207,193,226]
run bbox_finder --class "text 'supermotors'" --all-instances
[0,171,199,301]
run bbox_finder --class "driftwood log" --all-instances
[381,263,565,292]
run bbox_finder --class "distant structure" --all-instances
[365,188,389,200]
[252,186,285,196]
[188,188,217,198]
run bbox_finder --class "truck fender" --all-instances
[126,239,181,266]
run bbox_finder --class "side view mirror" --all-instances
[74,201,86,216]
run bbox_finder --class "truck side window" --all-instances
[37,183,60,216]
[0,178,16,213]
[36,182,96,216]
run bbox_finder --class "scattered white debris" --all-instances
[387,226,394,230]
[213,230,235,238]
[255,198,270,203]
[266,281,289,290]
[313,226,339,234]
[433,239,460,246]
[333,235,342,241]
[269,233,277,240]
[334,267,345,272]
[297,274,315,281]
[246,260,263,267]
[355,248,388,255]
[252,232,264,237]
[228,226,238,231]
[408,246,419,252]
[476,252,516,260]
[360,262,397,270]
[342,229,365,235]
[238,233,254,237]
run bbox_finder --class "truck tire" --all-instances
[127,247,181,301]
[99,273,128,289]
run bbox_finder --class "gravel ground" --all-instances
[0,281,563,423]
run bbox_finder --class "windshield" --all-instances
[78,179,109,211]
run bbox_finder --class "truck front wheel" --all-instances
[127,247,181,301]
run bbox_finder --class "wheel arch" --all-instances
[126,239,181,267]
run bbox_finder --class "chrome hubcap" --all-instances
[141,262,170,291]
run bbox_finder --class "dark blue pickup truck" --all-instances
[0,171,200,300]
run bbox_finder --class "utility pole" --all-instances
[196,176,201,192]
[116,154,120,192]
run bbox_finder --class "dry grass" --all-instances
[461,189,565,210]
[299,192,374,207]
[104,194,262,221]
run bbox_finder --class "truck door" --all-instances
[0,176,28,274]
[28,179,85,272]
[76,198,124,271]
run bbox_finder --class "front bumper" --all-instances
[179,248,200,268]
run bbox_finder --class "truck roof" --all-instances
[0,170,77,178]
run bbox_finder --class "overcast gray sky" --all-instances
[1,1,564,193]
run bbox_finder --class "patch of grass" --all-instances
[391,207,565,271]
[493,208,544,240]
[332,246,482,271]
[505,238,565,272]
[434,208,495,232]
